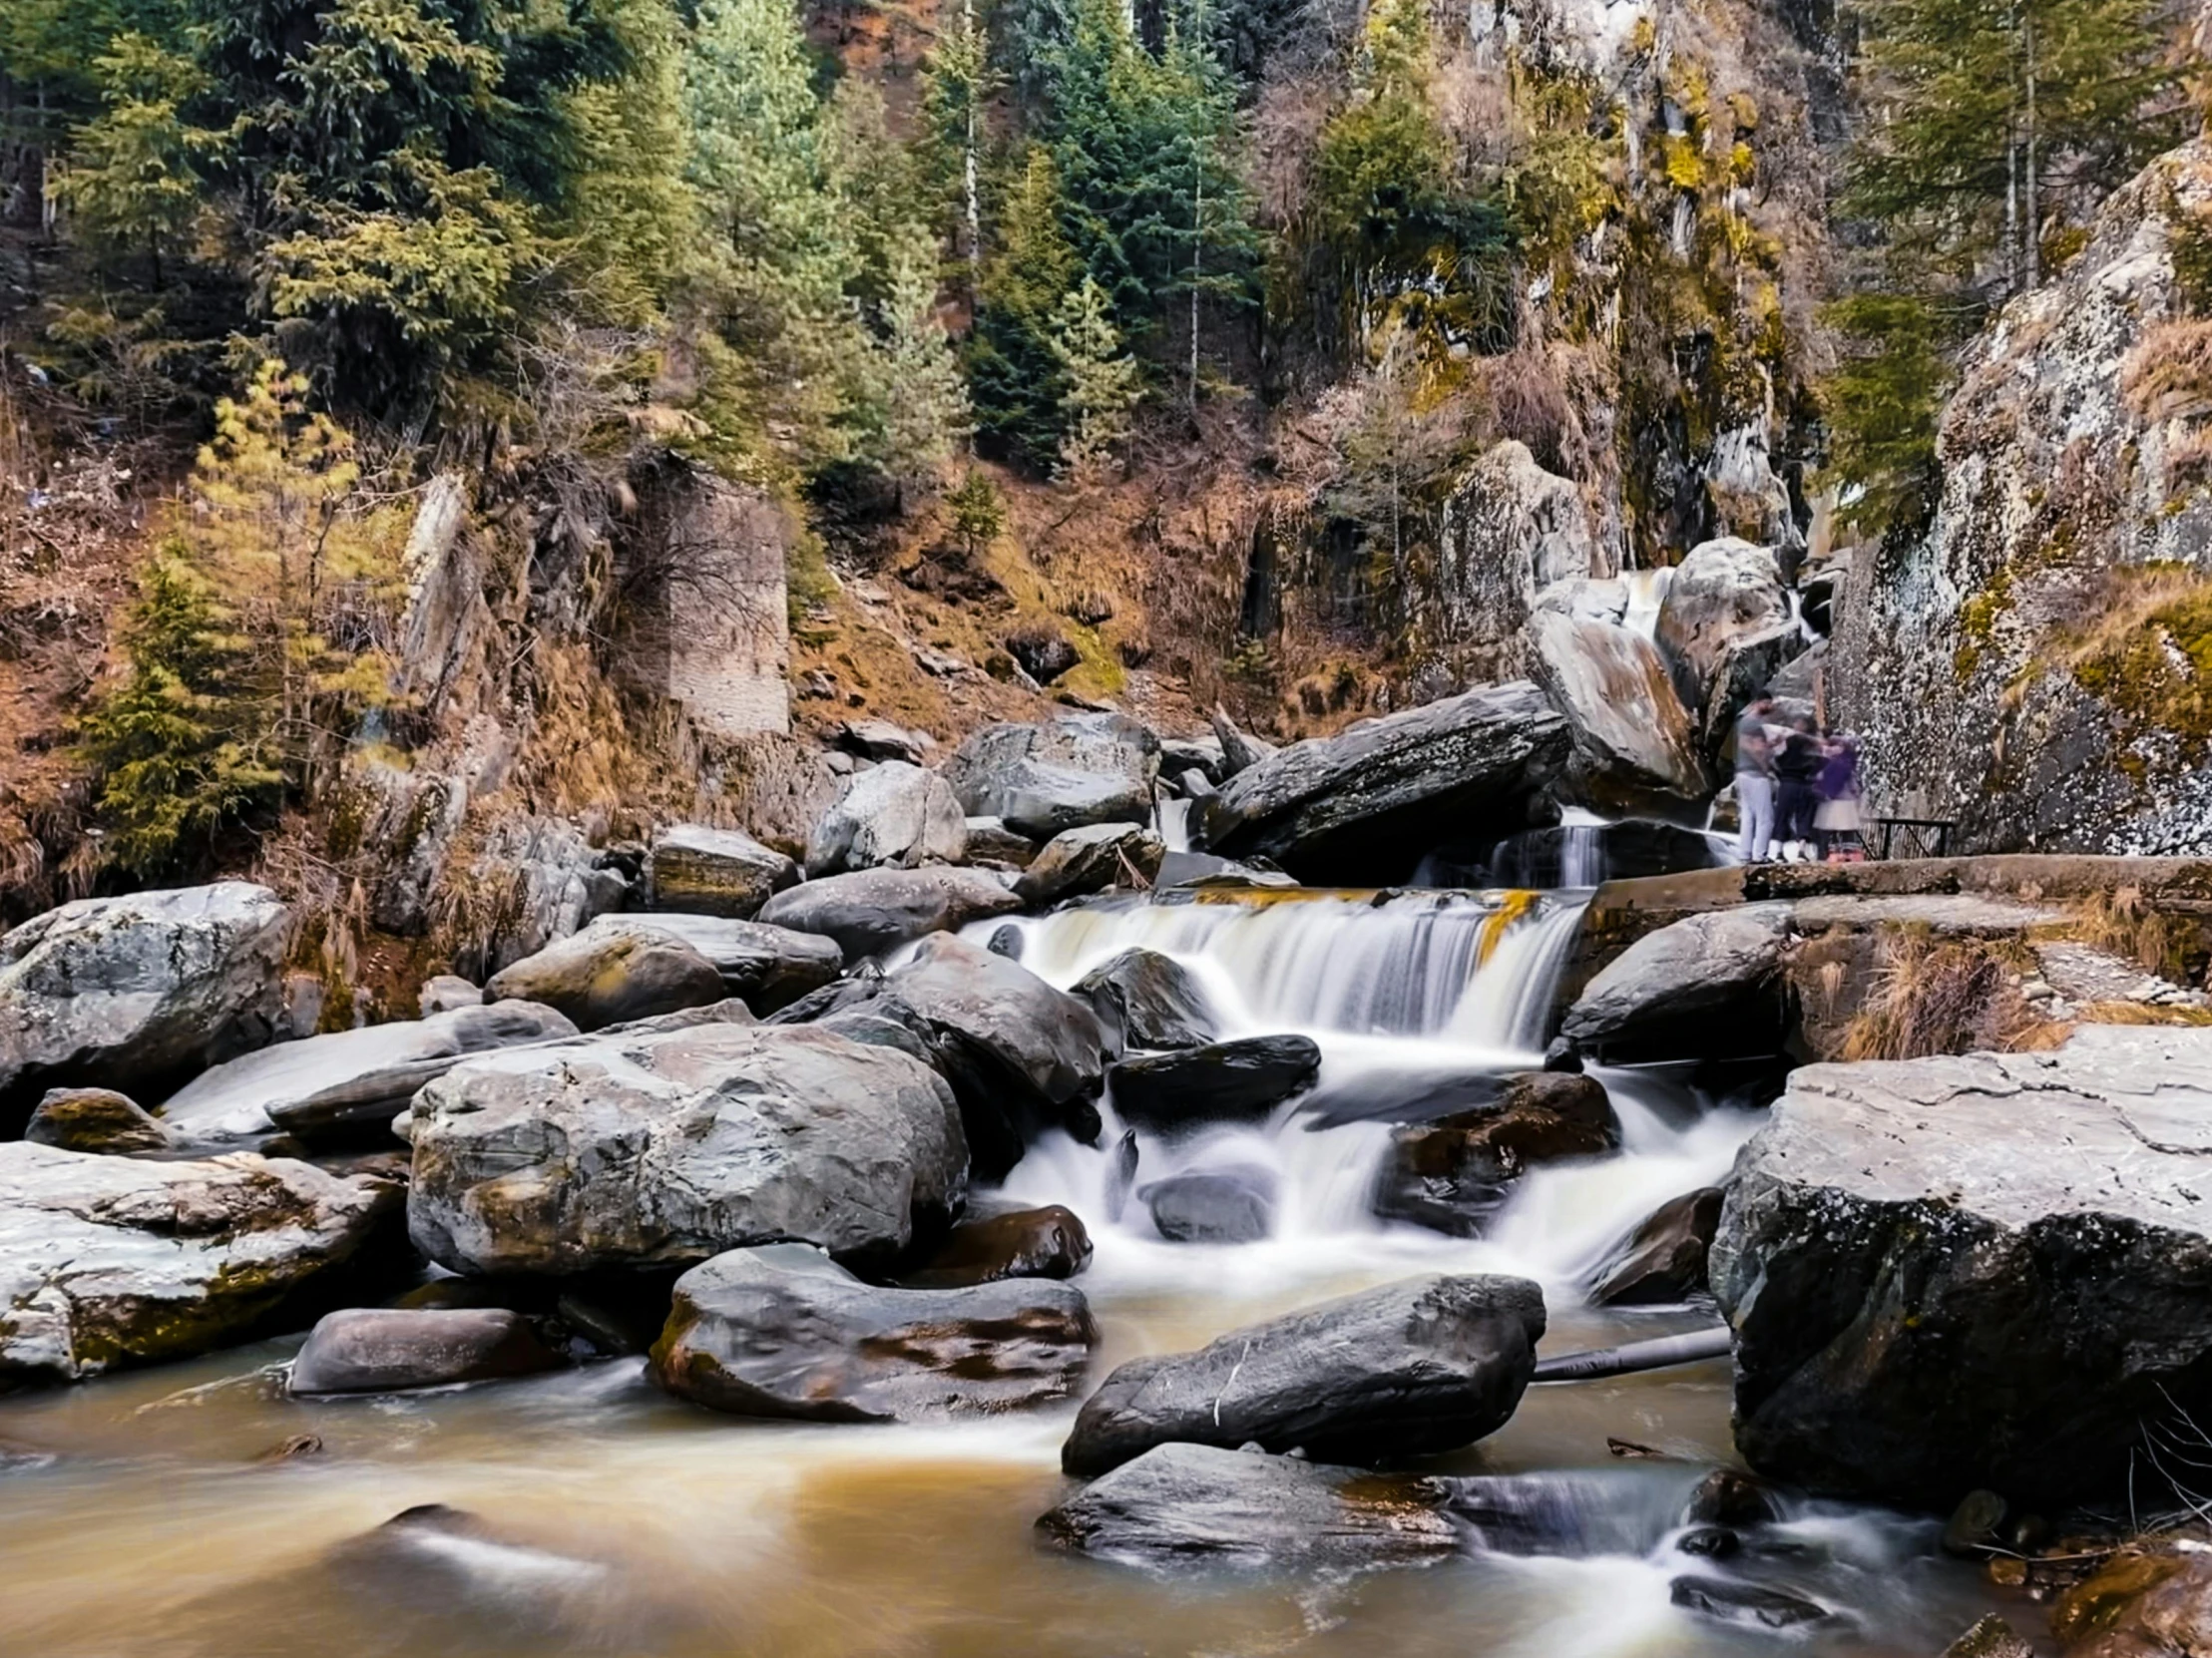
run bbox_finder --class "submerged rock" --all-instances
[1062,1273,1546,1475]
[902,1205,1093,1288]
[485,918,725,1032]
[1070,949,1220,1056]
[1108,1035,1321,1131]
[941,713,1160,840]
[647,824,799,920]
[1591,1188,1725,1306]
[1014,823,1166,906]
[1373,1072,1620,1237]
[1710,1026,2212,1508]
[24,1087,175,1154]
[1558,904,1796,1063]
[288,1307,564,1395]
[1668,1575,1830,1629]
[804,761,968,876]
[0,1143,398,1383]
[651,1244,1096,1420]
[407,1022,967,1276]
[756,866,1022,963]
[1139,1165,1277,1243]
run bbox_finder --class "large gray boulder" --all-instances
[1529,611,1708,811]
[158,1002,579,1145]
[1013,822,1165,906]
[406,1022,967,1276]
[941,713,1160,840]
[0,1143,398,1383]
[1062,1273,1546,1475]
[803,761,968,877]
[1070,949,1220,1056]
[594,914,840,1013]
[756,866,1021,963]
[650,1243,1096,1420]
[1653,538,1794,715]
[0,884,289,1124]
[1192,683,1567,883]
[1558,904,1796,1062]
[288,1307,564,1395]
[647,824,798,920]
[1108,1035,1321,1131]
[484,916,726,1032]
[1710,1026,2212,1509]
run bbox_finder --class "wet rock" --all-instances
[255,1432,325,1463]
[0,1143,399,1383]
[1941,1488,2009,1556]
[651,1243,1096,1420]
[902,1205,1093,1288]
[1104,1128,1139,1222]
[1487,819,1720,887]
[1652,538,1794,715]
[963,816,1038,868]
[1373,1072,1620,1237]
[159,1002,580,1145]
[1709,1025,2212,1508]
[1558,904,1796,1063]
[1591,1187,1725,1306]
[647,824,799,920]
[485,918,725,1032]
[0,883,289,1127]
[417,975,483,1015]
[757,865,1022,963]
[1140,1165,1277,1243]
[1014,823,1166,906]
[1668,1575,1829,1629]
[1208,706,1275,777]
[834,717,934,765]
[1062,1273,1547,1475]
[1109,1036,1322,1132]
[1299,1066,1513,1130]
[1192,682,1568,884]
[804,760,969,877]
[1682,1468,1782,1527]
[318,1504,627,1636]
[407,1022,967,1276]
[2051,1547,2212,1657]
[1037,1443,1463,1571]
[24,1087,175,1154]
[1530,612,1709,811]
[942,713,1160,840]
[1070,949,1220,1056]
[1158,735,1226,785]
[1674,1526,1741,1558]
[602,914,841,1014]
[288,1307,564,1395]
[1941,1614,2035,1658]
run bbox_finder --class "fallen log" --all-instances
[1531,1327,1731,1382]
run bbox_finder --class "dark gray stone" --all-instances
[1592,1188,1724,1306]
[1373,1072,1620,1237]
[902,1205,1093,1288]
[1109,1036,1321,1132]
[942,713,1160,840]
[756,866,1022,963]
[1072,949,1220,1057]
[1015,823,1166,906]
[288,1307,564,1395]
[1558,904,1796,1063]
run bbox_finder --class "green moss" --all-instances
[1954,564,2015,678]
[2071,581,2212,761]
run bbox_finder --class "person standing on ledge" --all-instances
[1774,713,1826,862]
[1733,694,1778,863]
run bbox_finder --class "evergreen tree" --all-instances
[843,230,975,509]
[968,144,1085,469]
[1048,274,1144,479]
[51,31,213,286]
[918,1,1000,294]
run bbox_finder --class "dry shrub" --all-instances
[2069,884,2195,979]
[2122,318,2212,480]
[1839,929,2059,1061]
[2078,1001,2212,1028]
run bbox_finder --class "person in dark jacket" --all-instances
[1773,715,1824,862]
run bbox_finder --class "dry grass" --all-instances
[2077,1001,2212,1028]
[2065,885,2197,980]
[1839,928,2064,1061]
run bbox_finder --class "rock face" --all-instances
[941,713,1160,840]
[1434,440,1601,678]
[1558,903,1795,1062]
[1014,823,1166,906]
[1529,611,1708,811]
[1709,1026,2212,1507]
[1108,1035,1322,1131]
[1653,538,1795,716]
[756,866,1022,962]
[804,762,969,877]
[903,1204,1093,1288]
[1373,1072,1620,1236]
[159,1002,579,1144]
[610,914,841,1013]
[406,1022,967,1276]
[485,917,727,1032]
[1591,1187,1724,1305]
[288,1308,564,1395]
[647,825,798,919]
[1062,1273,1547,1475]
[24,1088,175,1154]
[0,884,289,1124]
[1071,949,1220,1055]
[1193,682,1569,883]
[1038,1443,1465,1571]
[0,1143,398,1383]
[1832,140,2212,855]
[650,1244,1096,1420]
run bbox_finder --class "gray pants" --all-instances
[1737,772,1775,861]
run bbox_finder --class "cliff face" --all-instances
[1832,141,2212,855]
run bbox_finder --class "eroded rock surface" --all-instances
[942,714,1159,840]
[647,825,799,919]
[756,866,1021,963]
[804,761,968,876]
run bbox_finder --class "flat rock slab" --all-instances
[648,825,798,919]
[1109,1035,1321,1132]
[0,1143,398,1383]
[652,1244,1096,1420]
[1063,1273,1546,1475]
[757,866,1022,963]
[1710,1025,2212,1507]
[289,1307,565,1395]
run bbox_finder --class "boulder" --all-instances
[650,1243,1096,1420]
[834,717,934,765]
[1108,1036,1322,1131]
[594,913,840,1013]
[417,975,483,1016]
[288,1307,564,1395]
[1372,1072,1620,1236]
[756,866,1022,963]
[962,816,1038,868]
[0,883,289,1126]
[1208,706,1275,777]
[2051,1547,2212,1658]
[406,1022,967,1276]
[1061,1273,1547,1475]
[457,816,631,978]
[485,917,726,1032]
[1434,439,1599,678]
[804,761,968,877]
[1070,949,1220,1056]
[1037,1444,1464,1571]
[1140,1165,1277,1243]
[1591,1187,1724,1305]
[902,1205,1093,1288]
[646,824,799,920]
[158,1002,580,1145]
[1192,682,1568,884]
[24,1087,175,1154]
[1558,903,1796,1063]
[940,713,1160,840]
[1708,1025,2212,1508]
[1157,735,1226,785]
[1529,611,1708,811]
[0,1143,399,1383]
[1653,538,1794,714]
[1014,823,1166,906]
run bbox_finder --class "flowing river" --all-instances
[0,883,2026,1655]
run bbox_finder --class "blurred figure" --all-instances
[1816,732,1865,861]
[1732,694,1778,862]
[1773,714,1824,862]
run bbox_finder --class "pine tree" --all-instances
[843,231,975,509]
[52,31,213,286]
[1048,275,1144,479]
[919,2,1000,294]
[968,144,1085,469]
